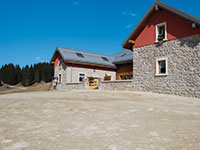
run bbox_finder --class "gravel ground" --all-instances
[0,90,200,150]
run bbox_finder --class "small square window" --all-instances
[104,74,111,81]
[156,22,167,42]
[79,74,85,82]
[156,57,168,76]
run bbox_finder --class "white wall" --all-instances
[55,62,116,83]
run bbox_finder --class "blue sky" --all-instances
[0,0,199,67]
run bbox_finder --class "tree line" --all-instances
[0,63,54,86]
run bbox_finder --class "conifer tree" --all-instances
[21,65,33,86]
[5,64,17,85]
[1,62,54,86]
[33,64,41,83]
[15,65,22,83]
[0,67,2,86]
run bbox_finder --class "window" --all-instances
[76,53,84,58]
[79,74,85,82]
[156,57,168,76]
[120,75,133,80]
[104,74,111,81]
[156,22,167,42]
[59,74,62,83]
[101,57,109,62]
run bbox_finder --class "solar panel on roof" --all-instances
[76,53,84,58]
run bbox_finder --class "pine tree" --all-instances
[1,62,54,86]
[21,66,28,86]
[0,66,3,86]
[2,64,8,84]
[4,64,17,85]
[46,63,54,82]
[29,65,34,84]
[15,65,22,83]
[21,65,33,86]
[33,64,41,83]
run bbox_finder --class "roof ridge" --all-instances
[158,1,200,23]
[57,47,113,57]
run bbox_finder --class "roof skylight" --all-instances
[121,53,126,57]
[76,53,84,58]
[101,57,109,62]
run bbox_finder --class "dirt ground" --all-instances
[0,90,200,150]
[0,83,51,95]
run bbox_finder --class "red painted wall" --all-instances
[54,53,62,68]
[133,9,200,48]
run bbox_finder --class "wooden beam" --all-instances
[128,40,135,44]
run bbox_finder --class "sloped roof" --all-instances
[112,50,133,64]
[51,47,133,67]
[123,0,200,49]
[56,47,115,67]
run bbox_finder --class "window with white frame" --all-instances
[79,74,85,82]
[155,22,167,42]
[156,57,168,76]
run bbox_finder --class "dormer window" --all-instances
[156,22,167,42]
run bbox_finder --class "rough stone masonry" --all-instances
[132,34,200,98]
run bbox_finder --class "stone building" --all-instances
[51,0,200,98]
[50,47,133,89]
[123,0,200,97]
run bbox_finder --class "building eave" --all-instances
[64,61,117,69]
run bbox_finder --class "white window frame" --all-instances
[79,73,86,82]
[155,22,167,43]
[155,57,168,76]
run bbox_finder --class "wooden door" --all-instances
[88,78,98,89]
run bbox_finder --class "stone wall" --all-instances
[133,34,200,98]
[100,80,133,91]
[57,82,85,90]
[56,79,133,91]
[54,61,68,84]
